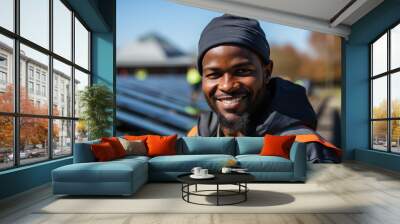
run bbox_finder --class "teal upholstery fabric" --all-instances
[178,137,235,155]
[149,154,235,173]
[52,158,148,195]
[235,155,293,172]
[235,137,264,155]
[290,142,307,181]
[73,139,100,163]
[53,137,307,195]
[115,155,150,163]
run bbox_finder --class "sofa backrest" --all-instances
[235,137,264,155]
[177,137,236,155]
[73,139,100,163]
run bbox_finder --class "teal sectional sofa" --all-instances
[52,137,306,196]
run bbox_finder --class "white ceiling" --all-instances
[169,0,384,38]
[228,0,352,22]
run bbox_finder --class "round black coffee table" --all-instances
[177,173,255,206]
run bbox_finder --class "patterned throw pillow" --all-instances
[118,137,147,156]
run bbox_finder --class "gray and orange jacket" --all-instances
[187,77,341,163]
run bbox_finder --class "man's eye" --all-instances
[205,73,220,79]
[236,69,252,75]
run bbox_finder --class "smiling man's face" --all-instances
[201,45,272,132]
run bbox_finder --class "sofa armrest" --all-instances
[73,141,99,163]
[289,142,307,181]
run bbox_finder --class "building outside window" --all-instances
[0,54,7,67]
[41,73,46,83]
[28,67,34,80]
[35,70,40,81]
[370,22,400,154]
[28,81,34,94]
[0,71,6,84]
[0,0,91,170]
[41,85,46,97]
[0,54,7,88]
[35,83,40,95]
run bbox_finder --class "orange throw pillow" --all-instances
[146,134,177,157]
[91,142,117,161]
[101,137,127,158]
[260,134,296,159]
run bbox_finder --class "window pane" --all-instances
[0,0,14,31]
[53,59,72,117]
[372,77,387,119]
[74,69,89,117]
[20,0,49,48]
[0,34,14,112]
[20,44,49,115]
[53,0,72,60]
[75,120,88,143]
[0,116,13,170]
[391,72,400,118]
[53,119,72,157]
[74,18,89,70]
[20,117,49,165]
[372,33,387,76]
[392,24,400,70]
[372,121,388,151]
[391,120,400,153]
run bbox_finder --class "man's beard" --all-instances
[217,112,250,133]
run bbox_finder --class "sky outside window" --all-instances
[0,0,14,31]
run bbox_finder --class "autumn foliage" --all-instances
[0,84,59,150]
[270,32,341,84]
[373,99,400,142]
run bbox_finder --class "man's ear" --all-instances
[263,60,273,85]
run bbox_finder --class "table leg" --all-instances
[187,184,190,202]
[217,184,219,206]
[195,184,197,192]
[245,183,247,201]
[181,184,183,199]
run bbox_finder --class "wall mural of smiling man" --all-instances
[187,14,341,163]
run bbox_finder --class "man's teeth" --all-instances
[218,96,244,105]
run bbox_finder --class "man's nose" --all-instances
[219,72,239,92]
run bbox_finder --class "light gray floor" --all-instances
[1,162,400,224]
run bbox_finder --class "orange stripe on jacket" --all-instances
[295,134,342,157]
[187,126,198,137]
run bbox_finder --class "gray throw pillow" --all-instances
[118,137,147,156]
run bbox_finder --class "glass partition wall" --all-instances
[0,0,91,170]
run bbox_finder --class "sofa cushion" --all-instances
[101,137,127,158]
[236,155,293,172]
[148,154,235,172]
[73,139,100,163]
[114,155,150,164]
[118,138,147,156]
[147,134,177,157]
[260,134,296,159]
[91,142,118,161]
[52,159,147,183]
[178,137,235,155]
[235,137,263,155]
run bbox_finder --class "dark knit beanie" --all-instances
[197,14,270,74]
